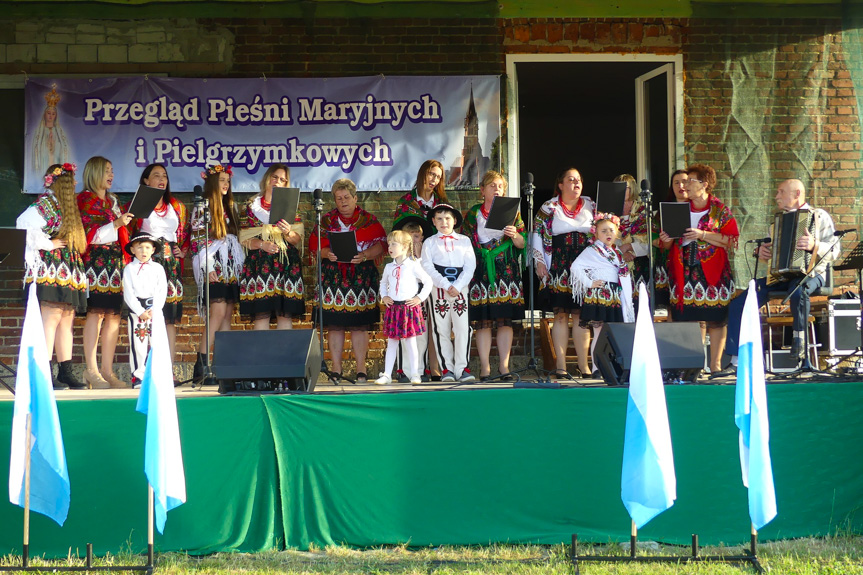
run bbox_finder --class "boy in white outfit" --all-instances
[421,204,477,383]
[123,231,168,388]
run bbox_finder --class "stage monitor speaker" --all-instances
[593,322,704,386]
[212,329,321,393]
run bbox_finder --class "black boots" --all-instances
[56,360,87,390]
[193,352,205,382]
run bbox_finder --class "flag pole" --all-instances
[630,520,637,558]
[148,485,155,569]
[22,413,32,568]
[750,523,757,558]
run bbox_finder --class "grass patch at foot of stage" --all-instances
[3,536,863,574]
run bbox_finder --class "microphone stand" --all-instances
[194,193,217,388]
[774,232,845,376]
[748,238,770,286]
[639,182,655,313]
[314,192,354,385]
[509,176,557,387]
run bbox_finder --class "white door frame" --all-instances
[504,54,684,196]
[635,63,677,187]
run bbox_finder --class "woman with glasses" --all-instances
[238,163,305,330]
[658,163,738,373]
[531,167,595,379]
[392,159,449,229]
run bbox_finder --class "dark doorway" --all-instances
[515,60,672,209]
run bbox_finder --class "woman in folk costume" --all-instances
[392,159,449,225]
[570,213,635,374]
[132,163,189,379]
[653,170,690,309]
[190,163,245,382]
[16,163,88,389]
[658,163,738,373]
[238,163,305,329]
[613,173,650,289]
[531,167,595,379]
[462,170,526,381]
[309,178,387,384]
[78,156,134,389]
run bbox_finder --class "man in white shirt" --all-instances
[721,179,839,371]
[123,231,168,387]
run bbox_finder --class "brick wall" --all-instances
[684,18,863,282]
[502,17,683,54]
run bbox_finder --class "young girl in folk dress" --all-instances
[16,163,89,389]
[78,156,134,389]
[190,164,245,382]
[238,163,305,330]
[375,230,433,385]
[570,213,635,373]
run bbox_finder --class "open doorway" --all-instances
[506,55,683,210]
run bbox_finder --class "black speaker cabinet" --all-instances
[593,322,705,386]
[212,329,321,393]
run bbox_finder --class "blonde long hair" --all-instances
[204,171,238,240]
[46,164,87,254]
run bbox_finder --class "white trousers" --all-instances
[128,312,152,381]
[427,287,472,378]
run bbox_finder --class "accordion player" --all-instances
[723,179,839,366]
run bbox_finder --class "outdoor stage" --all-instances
[0,378,861,558]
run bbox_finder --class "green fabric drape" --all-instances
[1,383,861,557]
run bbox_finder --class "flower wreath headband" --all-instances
[44,163,77,188]
[589,211,621,235]
[200,164,233,180]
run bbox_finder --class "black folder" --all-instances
[660,202,691,238]
[269,187,301,225]
[126,185,165,220]
[484,196,521,231]
[327,230,359,263]
[595,181,627,216]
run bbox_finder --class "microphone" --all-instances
[746,236,772,244]
[193,184,206,207]
[639,178,650,201]
[522,172,535,196]
[834,229,856,237]
[313,188,324,212]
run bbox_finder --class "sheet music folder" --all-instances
[595,181,627,216]
[127,184,164,220]
[269,187,301,225]
[484,196,521,231]
[660,202,691,238]
[327,230,359,263]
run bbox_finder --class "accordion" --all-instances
[770,209,815,279]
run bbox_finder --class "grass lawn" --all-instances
[3,535,862,574]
